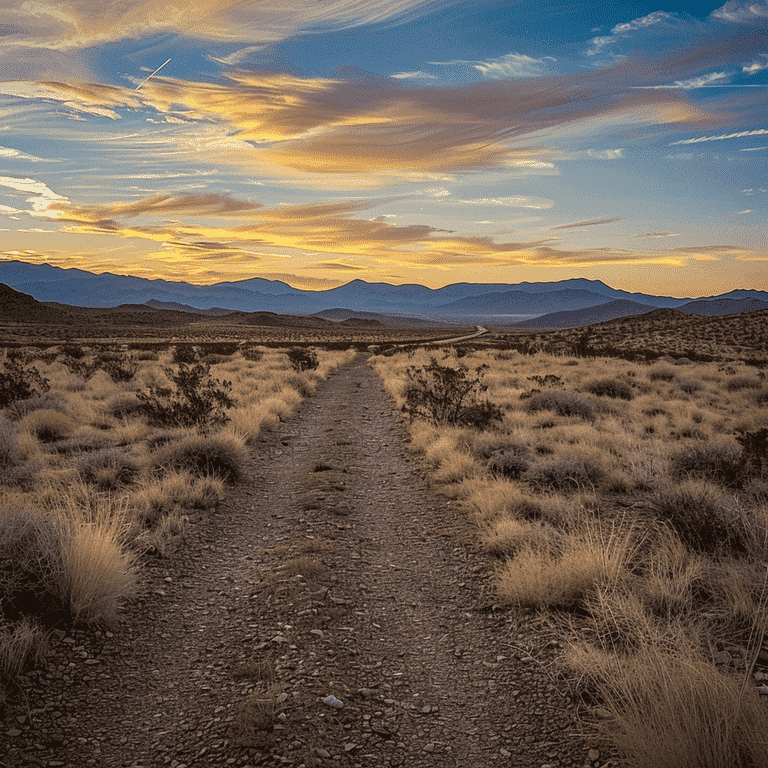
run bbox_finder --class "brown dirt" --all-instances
[2,356,592,768]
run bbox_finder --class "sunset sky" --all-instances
[0,0,765,295]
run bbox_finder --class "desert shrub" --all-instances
[648,366,675,382]
[586,378,633,401]
[6,391,67,420]
[648,481,747,555]
[172,344,198,364]
[755,389,768,407]
[726,375,762,391]
[670,442,743,486]
[675,378,702,394]
[95,354,137,383]
[0,359,50,408]
[287,347,319,372]
[0,618,47,689]
[525,457,605,493]
[735,428,768,472]
[485,445,531,480]
[567,643,768,768]
[199,342,239,357]
[105,392,142,419]
[241,346,263,363]
[134,350,158,361]
[525,390,596,421]
[0,509,64,622]
[136,363,235,431]
[402,358,503,429]
[21,409,76,443]
[78,448,140,490]
[0,417,17,466]
[150,433,246,484]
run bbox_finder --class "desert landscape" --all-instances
[1,281,767,767]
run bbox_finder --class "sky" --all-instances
[0,0,765,296]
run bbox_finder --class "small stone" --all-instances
[424,743,435,753]
[322,695,343,709]
[420,705,432,714]
[500,747,511,757]
[271,635,288,644]
[344,743,356,752]
[588,748,600,761]
[6,728,22,737]
[315,749,330,758]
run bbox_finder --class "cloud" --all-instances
[555,148,624,160]
[712,0,768,23]
[0,0,457,53]
[391,71,437,80]
[670,128,768,144]
[0,145,53,162]
[640,71,731,90]
[587,11,674,56]
[456,196,555,208]
[467,53,555,80]
[636,231,679,238]
[743,55,768,73]
[0,175,67,214]
[551,217,623,230]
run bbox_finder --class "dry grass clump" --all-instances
[567,640,768,768]
[0,508,64,622]
[525,390,597,421]
[648,365,675,382]
[585,377,634,400]
[77,448,141,491]
[0,619,47,692]
[726,375,763,391]
[669,441,744,486]
[149,432,247,484]
[524,455,605,494]
[21,409,76,442]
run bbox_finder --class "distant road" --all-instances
[422,324,489,346]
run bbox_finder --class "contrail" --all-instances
[136,58,171,90]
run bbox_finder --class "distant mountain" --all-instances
[437,288,609,314]
[679,297,768,316]
[145,299,234,315]
[511,300,655,329]
[1,261,767,320]
[311,308,452,327]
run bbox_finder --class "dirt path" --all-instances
[3,356,590,768]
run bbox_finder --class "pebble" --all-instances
[322,695,344,708]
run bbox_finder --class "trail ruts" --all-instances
[3,355,588,768]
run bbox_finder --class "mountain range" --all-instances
[1,261,767,328]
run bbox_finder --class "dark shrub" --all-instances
[676,378,702,394]
[172,345,198,365]
[648,482,747,555]
[736,429,768,473]
[585,378,633,401]
[78,448,140,490]
[486,445,531,480]
[649,367,675,382]
[95,354,137,383]
[105,393,141,419]
[670,442,743,486]
[0,360,49,408]
[402,359,503,429]
[136,363,235,431]
[198,342,239,357]
[241,347,263,363]
[151,434,246,484]
[51,435,114,455]
[0,417,17,467]
[727,376,763,392]
[287,347,319,372]
[525,390,596,421]
[7,391,66,419]
[22,410,75,443]
[0,509,64,622]
[524,457,605,493]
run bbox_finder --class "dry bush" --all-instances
[77,448,141,491]
[484,444,531,480]
[648,366,675,382]
[55,504,136,626]
[648,480,748,556]
[524,390,597,421]
[481,517,561,557]
[726,375,763,392]
[495,523,633,609]
[0,508,64,622]
[105,392,142,419]
[567,642,768,768]
[524,456,605,494]
[6,391,67,419]
[149,432,247,484]
[21,409,76,443]
[0,618,47,689]
[0,416,18,467]
[675,378,703,394]
[670,441,744,486]
[585,378,633,401]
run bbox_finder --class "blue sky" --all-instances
[0,0,765,294]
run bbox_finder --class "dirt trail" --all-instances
[3,356,589,768]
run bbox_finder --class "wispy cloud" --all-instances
[551,216,623,230]
[636,231,679,238]
[587,11,674,56]
[670,128,768,144]
[712,0,768,23]
[0,0,458,53]
[390,71,437,80]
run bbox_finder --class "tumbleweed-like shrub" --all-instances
[524,390,597,421]
[149,432,247,484]
[586,378,634,401]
